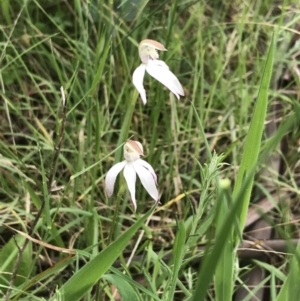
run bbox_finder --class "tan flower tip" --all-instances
[127,140,144,155]
[124,140,144,161]
[139,39,167,51]
[138,39,167,63]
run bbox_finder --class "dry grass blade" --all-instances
[4,224,75,255]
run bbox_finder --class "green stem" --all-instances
[107,178,126,245]
[114,89,139,163]
[109,89,139,244]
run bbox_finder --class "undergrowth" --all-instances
[0,0,300,300]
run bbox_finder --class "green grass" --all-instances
[0,0,300,300]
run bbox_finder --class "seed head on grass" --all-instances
[132,39,184,104]
[105,140,159,211]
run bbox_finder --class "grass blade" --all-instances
[233,34,275,238]
[214,190,234,301]
[52,206,156,301]
[276,242,300,301]
[0,235,32,291]
[102,274,139,301]
[167,220,186,301]
[191,183,246,301]
[192,35,275,301]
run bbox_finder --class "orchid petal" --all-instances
[123,163,137,211]
[136,159,157,184]
[146,60,184,100]
[132,64,147,104]
[105,161,127,197]
[132,160,159,202]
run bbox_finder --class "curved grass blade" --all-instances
[52,206,155,301]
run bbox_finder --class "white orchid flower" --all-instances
[105,140,159,211]
[132,39,184,104]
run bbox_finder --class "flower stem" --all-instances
[114,89,139,164]
[107,177,126,245]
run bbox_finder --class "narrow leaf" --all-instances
[102,274,139,301]
[0,235,32,290]
[214,190,234,301]
[233,34,275,237]
[276,242,300,301]
[191,34,275,301]
[167,220,186,300]
[53,206,155,301]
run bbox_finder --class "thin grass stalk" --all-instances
[114,90,139,163]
